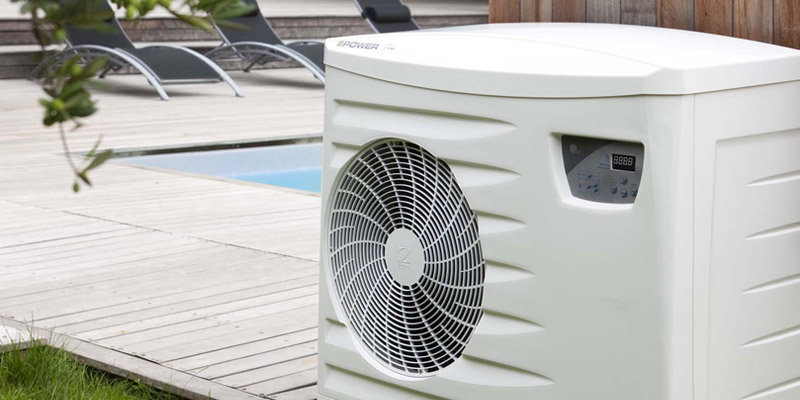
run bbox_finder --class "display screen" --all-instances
[611,154,636,172]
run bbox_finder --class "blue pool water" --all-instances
[229,168,322,193]
[118,142,323,194]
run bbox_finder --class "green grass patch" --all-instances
[0,340,181,400]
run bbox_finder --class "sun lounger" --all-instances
[31,1,243,101]
[354,0,419,33]
[206,0,325,84]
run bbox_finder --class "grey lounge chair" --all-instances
[354,0,419,33]
[206,0,325,84]
[31,1,243,101]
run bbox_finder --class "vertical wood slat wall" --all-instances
[489,0,800,49]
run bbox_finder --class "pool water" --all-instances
[229,168,322,193]
[118,142,323,193]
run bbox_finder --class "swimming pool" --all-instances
[118,142,323,193]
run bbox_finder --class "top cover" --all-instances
[324,23,800,98]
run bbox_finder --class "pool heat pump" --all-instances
[317,24,800,400]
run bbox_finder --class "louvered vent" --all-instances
[327,139,485,377]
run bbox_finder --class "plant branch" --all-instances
[58,122,81,177]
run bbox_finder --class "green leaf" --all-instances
[69,63,82,77]
[86,80,109,90]
[63,91,90,108]
[68,101,96,118]
[84,149,112,172]
[59,57,79,76]
[53,28,66,43]
[73,182,80,192]
[86,137,103,158]
[52,98,65,111]
[174,13,213,31]
[82,57,108,77]
[77,171,91,186]
[60,81,87,100]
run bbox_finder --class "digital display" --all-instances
[611,154,636,172]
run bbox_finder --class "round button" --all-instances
[620,189,628,199]
[631,187,638,197]
[620,176,628,185]
[609,184,618,194]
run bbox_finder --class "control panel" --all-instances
[561,135,644,204]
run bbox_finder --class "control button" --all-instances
[609,184,618,194]
[631,187,638,197]
[620,189,628,199]
[620,176,628,185]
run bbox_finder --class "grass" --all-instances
[0,339,181,400]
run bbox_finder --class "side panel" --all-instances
[319,67,695,400]
[694,80,800,400]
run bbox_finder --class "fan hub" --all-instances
[384,228,424,286]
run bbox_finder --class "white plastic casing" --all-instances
[318,24,800,400]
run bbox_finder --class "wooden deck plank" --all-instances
[0,241,212,286]
[0,245,233,300]
[240,369,318,398]
[195,341,318,380]
[142,307,318,362]
[1,317,262,400]
[102,301,318,356]
[0,233,199,276]
[271,385,319,400]
[175,328,318,371]
[47,272,316,332]
[218,355,318,388]
[79,280,317,342]
[9,168,322,261]
[3,251,292,320]
[0,228,141,259]
[0,326,40,351]
[0,219,124,249]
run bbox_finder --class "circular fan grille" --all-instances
[327,139,485,377]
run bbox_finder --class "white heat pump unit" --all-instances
[317,24,800,400]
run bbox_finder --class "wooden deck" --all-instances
[0,69,326,399]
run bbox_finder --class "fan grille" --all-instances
[327,139,485,377]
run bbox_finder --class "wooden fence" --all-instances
[488,0,800,49]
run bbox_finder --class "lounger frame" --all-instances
[31,16,244,101]
[205,8,326,84]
